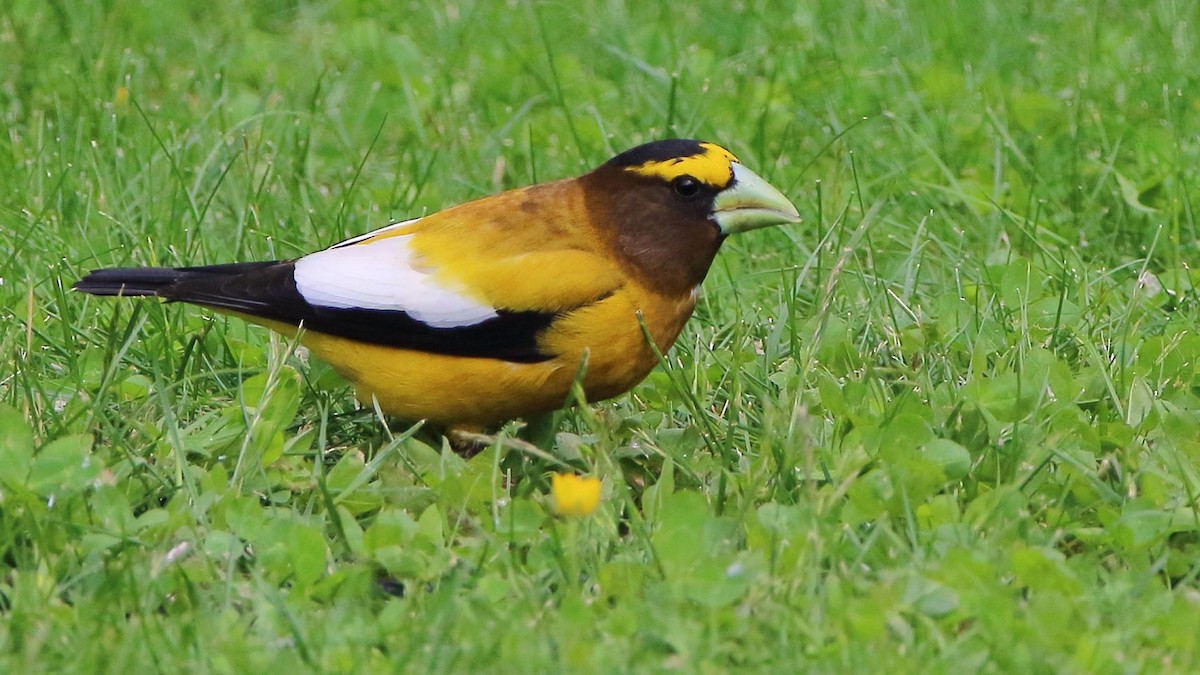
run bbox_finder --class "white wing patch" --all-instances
[294,220,499,329]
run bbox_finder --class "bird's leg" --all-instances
[445,425,490,458]
[447,425,564,464]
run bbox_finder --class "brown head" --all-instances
[579,139,801,296]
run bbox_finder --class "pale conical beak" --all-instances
[712,163,801,235]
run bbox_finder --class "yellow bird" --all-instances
[75,140,799,429]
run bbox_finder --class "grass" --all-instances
[3,0,1200,671]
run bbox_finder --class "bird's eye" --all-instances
[672,176,701,199]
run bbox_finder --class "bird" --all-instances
[75,139,800,430]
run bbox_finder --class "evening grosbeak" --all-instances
[75,139,800,429]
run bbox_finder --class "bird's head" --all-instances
[582,139,800,294]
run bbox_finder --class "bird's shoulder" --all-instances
[409,177,606,259]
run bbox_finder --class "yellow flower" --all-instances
[551,473,602,517]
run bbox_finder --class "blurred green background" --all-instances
[2,1,1200,671]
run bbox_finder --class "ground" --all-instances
[2,0,1199,672]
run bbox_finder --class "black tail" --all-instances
[74,262,280,297]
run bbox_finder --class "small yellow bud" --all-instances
[550,473,602,517]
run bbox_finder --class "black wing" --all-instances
[75,262,557,363]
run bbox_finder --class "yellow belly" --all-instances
[283,284,696,427]
[299,335,569,426]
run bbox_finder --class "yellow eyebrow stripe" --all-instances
[625,142,740,188]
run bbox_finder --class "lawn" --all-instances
[3,0,1200,671]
